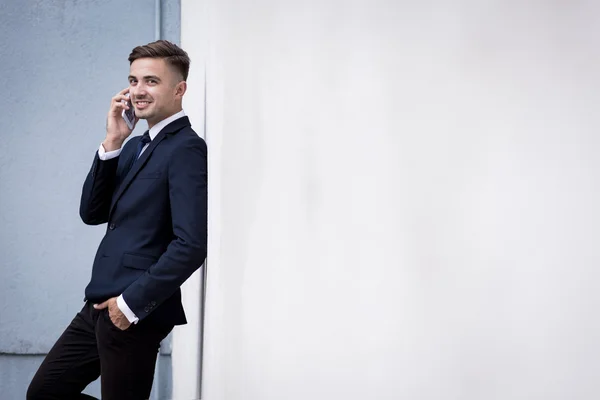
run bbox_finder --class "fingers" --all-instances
[108,96,132,119]
[113,94,129,103]
[94,300,109,309]
[106,88,135,139]
[112,94,131,109]
[109,88,131,112]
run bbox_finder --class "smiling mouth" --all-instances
[136,101,151,108]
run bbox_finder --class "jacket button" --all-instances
[109,223,115,230]
[144,307,150,313]
[151,301,156,306]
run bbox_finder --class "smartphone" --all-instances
[121,93,136,130]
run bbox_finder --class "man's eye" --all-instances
[129,80,137,85]
[149,80,157,84]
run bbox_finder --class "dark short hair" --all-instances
[128,40,190,81]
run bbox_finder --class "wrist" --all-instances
[102,137,124,152]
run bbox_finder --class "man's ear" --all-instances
[175,81,187,98]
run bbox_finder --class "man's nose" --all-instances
[130,85,147,98]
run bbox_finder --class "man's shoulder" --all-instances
[174,126,206,149]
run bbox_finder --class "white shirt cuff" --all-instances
[117,294,139,324]
[98,143,122,160]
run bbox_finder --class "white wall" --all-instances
[184,1,600,399]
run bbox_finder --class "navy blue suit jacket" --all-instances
[80,116,207,326]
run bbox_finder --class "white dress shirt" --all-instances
[97,109,186,324]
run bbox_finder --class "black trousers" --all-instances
[27,302,173,400]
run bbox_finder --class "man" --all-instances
[27,40,207,399]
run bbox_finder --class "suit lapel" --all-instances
[109,116,191,218]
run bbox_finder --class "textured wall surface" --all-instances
[198,1,600,399]
[0,0,179,398]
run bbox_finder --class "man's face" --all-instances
[128,57,184,127]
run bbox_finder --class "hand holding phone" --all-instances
[104,88,137,151]
[121,93,136,130]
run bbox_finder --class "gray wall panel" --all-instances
[161,0,182,44]
[0,0,179,398]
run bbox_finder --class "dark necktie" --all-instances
[129,131,151,172]
[134,131,151,163]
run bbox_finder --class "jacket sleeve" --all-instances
[121,136,208,321]
[79,152,120,225]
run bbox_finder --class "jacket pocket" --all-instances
[121,253,157,270]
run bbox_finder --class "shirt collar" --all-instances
[148,109,187,140]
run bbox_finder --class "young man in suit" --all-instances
[27,40,207,400]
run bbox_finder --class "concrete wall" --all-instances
[0,1,180,398]
[191,0,600,399]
